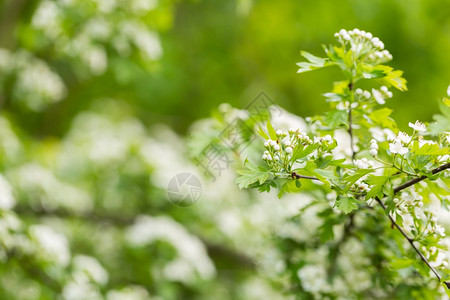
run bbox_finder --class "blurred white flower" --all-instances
[29,225,70,266]
[131,0,158,14]
[83,46,108,75]
[62,280,103,300]
[0,174,15,210]
[126,215,216,282]
[270,106,307,132]
[32,0,61,39]
[72,255,109,285]
[13,52,67,111]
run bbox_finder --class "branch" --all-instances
[394,162,450,193]
[376,162,450,288]
[292,172,320,181]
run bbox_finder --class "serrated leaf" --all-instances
[324,110,348,129]
[369,108,397,130]
[411,141,450,156]
[235,160,270,189]
[336,197,358,214]
[365,175,390,200]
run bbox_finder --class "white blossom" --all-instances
[397,131,411,144]
[389,139,408,155]
[408,120,426,132]
[354,158,374,169]
[372,89,385,104]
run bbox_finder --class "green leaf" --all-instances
[291,143,319,162]
[257,126,269,140]
[266,120,277,140]
[365,175,390,200]
[343,169,373,192]
[277,179,302,198]
[235,160,271,189]
[369,108,397,130]
[296,51,333,73]
[324,110,348,129]
[390,258,414,269]
[411,141,450,156]
[335,197,358,214]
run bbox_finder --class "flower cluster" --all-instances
[261,127,336,173]
[334,28,393,62]
[393,188,424,222]
[262,128,313,167]
[388,132,411,155]
[354,158,374,169]
[354,86,393,105]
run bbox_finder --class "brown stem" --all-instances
[394,162,450,193]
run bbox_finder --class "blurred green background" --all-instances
[1,0,450,136]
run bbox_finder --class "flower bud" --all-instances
[285,147,293,154]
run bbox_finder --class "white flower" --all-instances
[269,140,277,147]
[355,88,363,95]
[380,86,388,93]
[264,141,269,148]
[323,135,333,143]
[370,139,378,150]
[274,155,280,160]
[397,131,411,144]
[372,89,385,104]
[285,147,293,154]
[389,139,408,155]
[262,154,268,160]
[284,140,291,147]
[276,130,283,136]
[369,149,378,156]
[354,158,373,169]
[363,90,371,99]
[408,121,426,132]
[273,144,280,151]
[435,224,446,237]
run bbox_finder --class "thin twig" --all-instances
[347,82,356,161]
